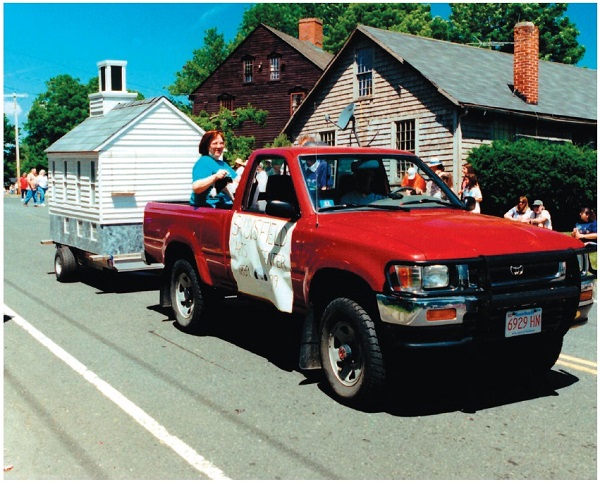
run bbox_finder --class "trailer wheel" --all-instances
[54,246,78,282]
[320,297,386,405]
[170,258,206,331]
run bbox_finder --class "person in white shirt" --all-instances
[528,199,552,229]
[504,196,532,222]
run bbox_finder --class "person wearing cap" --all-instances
[528,200,552,229]
[230,158,247,196]
[400,166,426,194]
[425,158,444,198]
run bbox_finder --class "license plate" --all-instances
[505,308,542,338]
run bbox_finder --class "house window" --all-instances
[76,161,82,204]
[63,161,68,202]
[269,55,281,81]
[90,223,97,241]
[356,47,373,97]
[492,119,513,140]
[290,92,305,114]
[77,220,84,238]
[395,119,416,152]
[319,131,335,146]
[243,58,253,83]
[220,98,234,110]
[90,161,96,206]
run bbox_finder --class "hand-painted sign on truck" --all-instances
[229,213,295,313]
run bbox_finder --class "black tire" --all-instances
[54,246,78,282]
[319,297,386,404]
[170,258,206,331]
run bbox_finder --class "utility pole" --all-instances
[5,93,27,191]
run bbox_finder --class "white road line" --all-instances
[4,305,230,480]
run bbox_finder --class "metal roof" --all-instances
[46,97,172,153]
[359,25,596,122]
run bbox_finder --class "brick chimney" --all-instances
[513,22,539,105]
[299,18,323,48]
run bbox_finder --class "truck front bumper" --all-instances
[376,282,590,349]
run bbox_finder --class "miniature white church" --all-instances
[45,60,205,265]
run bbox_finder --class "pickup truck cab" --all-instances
[143,146,594,404]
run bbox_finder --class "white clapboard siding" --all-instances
[48,98,203,225]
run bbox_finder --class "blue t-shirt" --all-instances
[190,155,237,208]
[575,219,597,235]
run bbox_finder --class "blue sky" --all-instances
[3,2,597,128]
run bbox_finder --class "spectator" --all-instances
[504,196,531,222]
[528,200,552,229]
[461,173,482,213]
[572,207,597,245]
[36,169,48,206]
[267,159,284,176]
[18,172,28,202]
[23,167,38,207]
[425,158,444,198]
[400,166,426,194]
[458,162,475,200]
[230,158,247,196]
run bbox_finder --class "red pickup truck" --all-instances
[143,146,595,404]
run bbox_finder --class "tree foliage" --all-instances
[4,115,16,182]
[326,3,434,52]
[443,3,585,64]
[23,74,95,169]
[468,139,596,231]
[192,105,269,162]
[167,28,231,97]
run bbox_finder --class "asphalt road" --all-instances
[3,195,597,479]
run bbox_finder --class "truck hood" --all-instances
[319,209,582,261]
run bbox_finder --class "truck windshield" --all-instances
[298,154,462,212]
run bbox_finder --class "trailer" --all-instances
[44,60,204,281]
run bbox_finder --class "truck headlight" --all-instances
[390,264,450,293]
[423,265,450,289]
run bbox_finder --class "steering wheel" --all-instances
[391,186,417,196]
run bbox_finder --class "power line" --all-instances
[4,93,28,181]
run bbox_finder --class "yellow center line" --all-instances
[556,354,597,375]
[558,354,597,367]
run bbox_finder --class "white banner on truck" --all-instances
[229,212,296,313]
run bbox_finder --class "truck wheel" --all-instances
[320,298,386,404]
[54,246,78,282]
[170,259,206,331]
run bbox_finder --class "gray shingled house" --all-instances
[45,60,204,270]
[283,22,597,188]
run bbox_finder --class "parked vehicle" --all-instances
[141,145,595,405]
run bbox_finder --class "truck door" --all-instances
[229,156,300,313]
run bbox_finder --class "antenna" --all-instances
[324,102,361,146]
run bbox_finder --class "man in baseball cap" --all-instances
[529,200,553,229]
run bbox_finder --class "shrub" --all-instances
[467,139,597,231]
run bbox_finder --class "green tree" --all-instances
[167,28,232,97]
[4,115,16,183]
[326,3,434,52]
[445,3,585,64]
[192,105,268,162]
[468,139,596,231]
[23,74,95,169]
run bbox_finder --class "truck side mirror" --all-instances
[265,200,298,220]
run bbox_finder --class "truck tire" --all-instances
[54,246,78,282]
[170,258,206,331]
[320,297,386,404]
